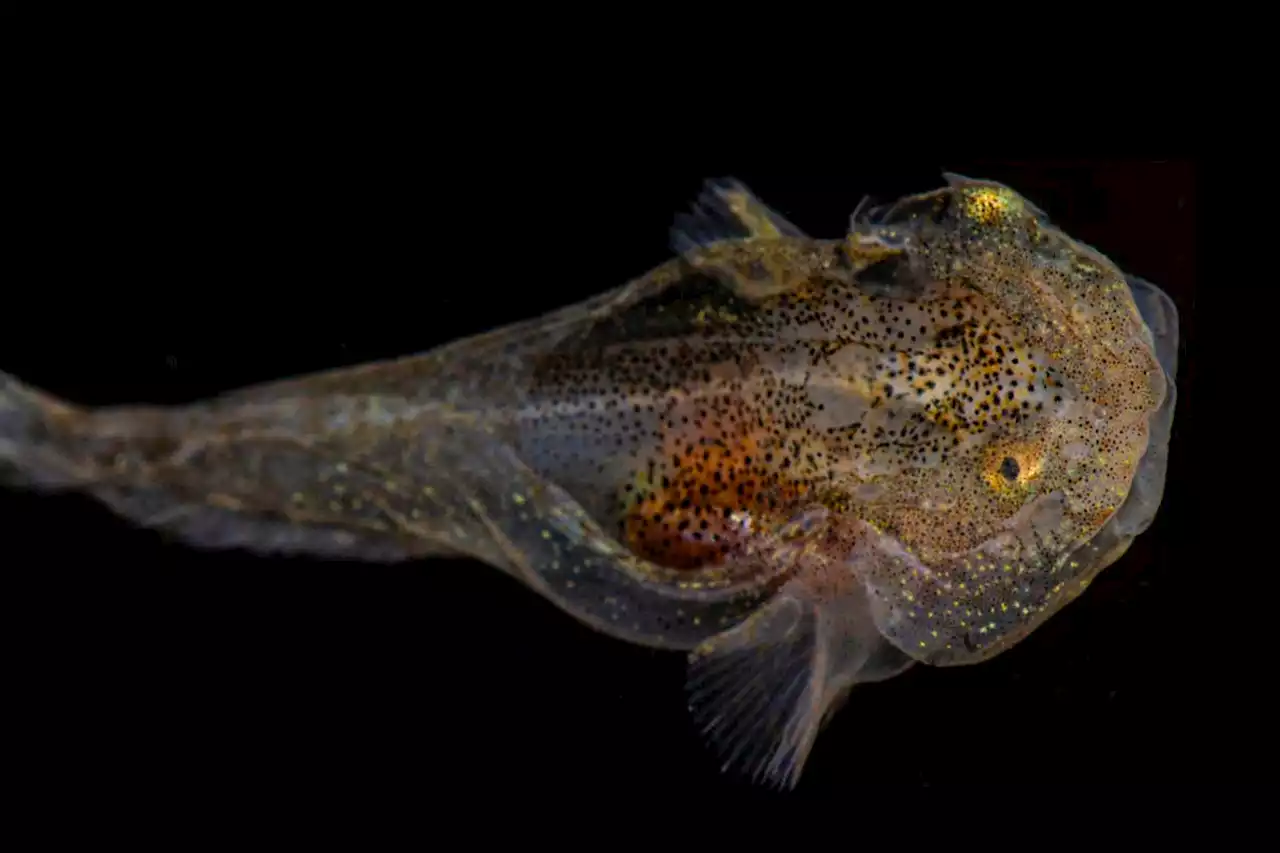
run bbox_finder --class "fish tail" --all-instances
[0,370,466,562]
[0,371,91,490]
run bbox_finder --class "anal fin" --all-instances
[685,577,914,789]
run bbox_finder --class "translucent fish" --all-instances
[0,174,1177,789]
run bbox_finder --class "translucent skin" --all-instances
[0,175,1177,790]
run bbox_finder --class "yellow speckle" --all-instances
[541,529,552,539]
[963,187,1020,223]
[512,493,526,505]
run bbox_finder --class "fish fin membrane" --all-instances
[1125,275,1179,379]
[89,486,435,561]
[670,177,807,256]
[0,371,83,490]
[685,580,914,789]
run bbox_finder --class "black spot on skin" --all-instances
[999,456,1020,480]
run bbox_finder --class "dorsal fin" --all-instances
[670,178,808,256]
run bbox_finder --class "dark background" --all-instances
[5,67,1223,808]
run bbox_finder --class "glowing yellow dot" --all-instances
[963,187,1020,223]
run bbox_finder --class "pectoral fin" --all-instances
[685,577,914,789]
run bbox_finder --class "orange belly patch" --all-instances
[619,429,811,570]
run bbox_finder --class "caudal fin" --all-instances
[0,371,86,490]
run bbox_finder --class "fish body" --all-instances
[0,175,1178,788]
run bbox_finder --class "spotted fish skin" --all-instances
[0,175,1177,790]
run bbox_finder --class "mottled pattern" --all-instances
[0,175,1177,790]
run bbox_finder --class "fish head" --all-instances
[847,174,1177,666]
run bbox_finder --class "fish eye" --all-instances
[982,443,1043,494]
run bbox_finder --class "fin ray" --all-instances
[687,594,818,787]
[685,578,909,789]
[671,177,807,256]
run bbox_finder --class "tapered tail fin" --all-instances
[0,371,86,490]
